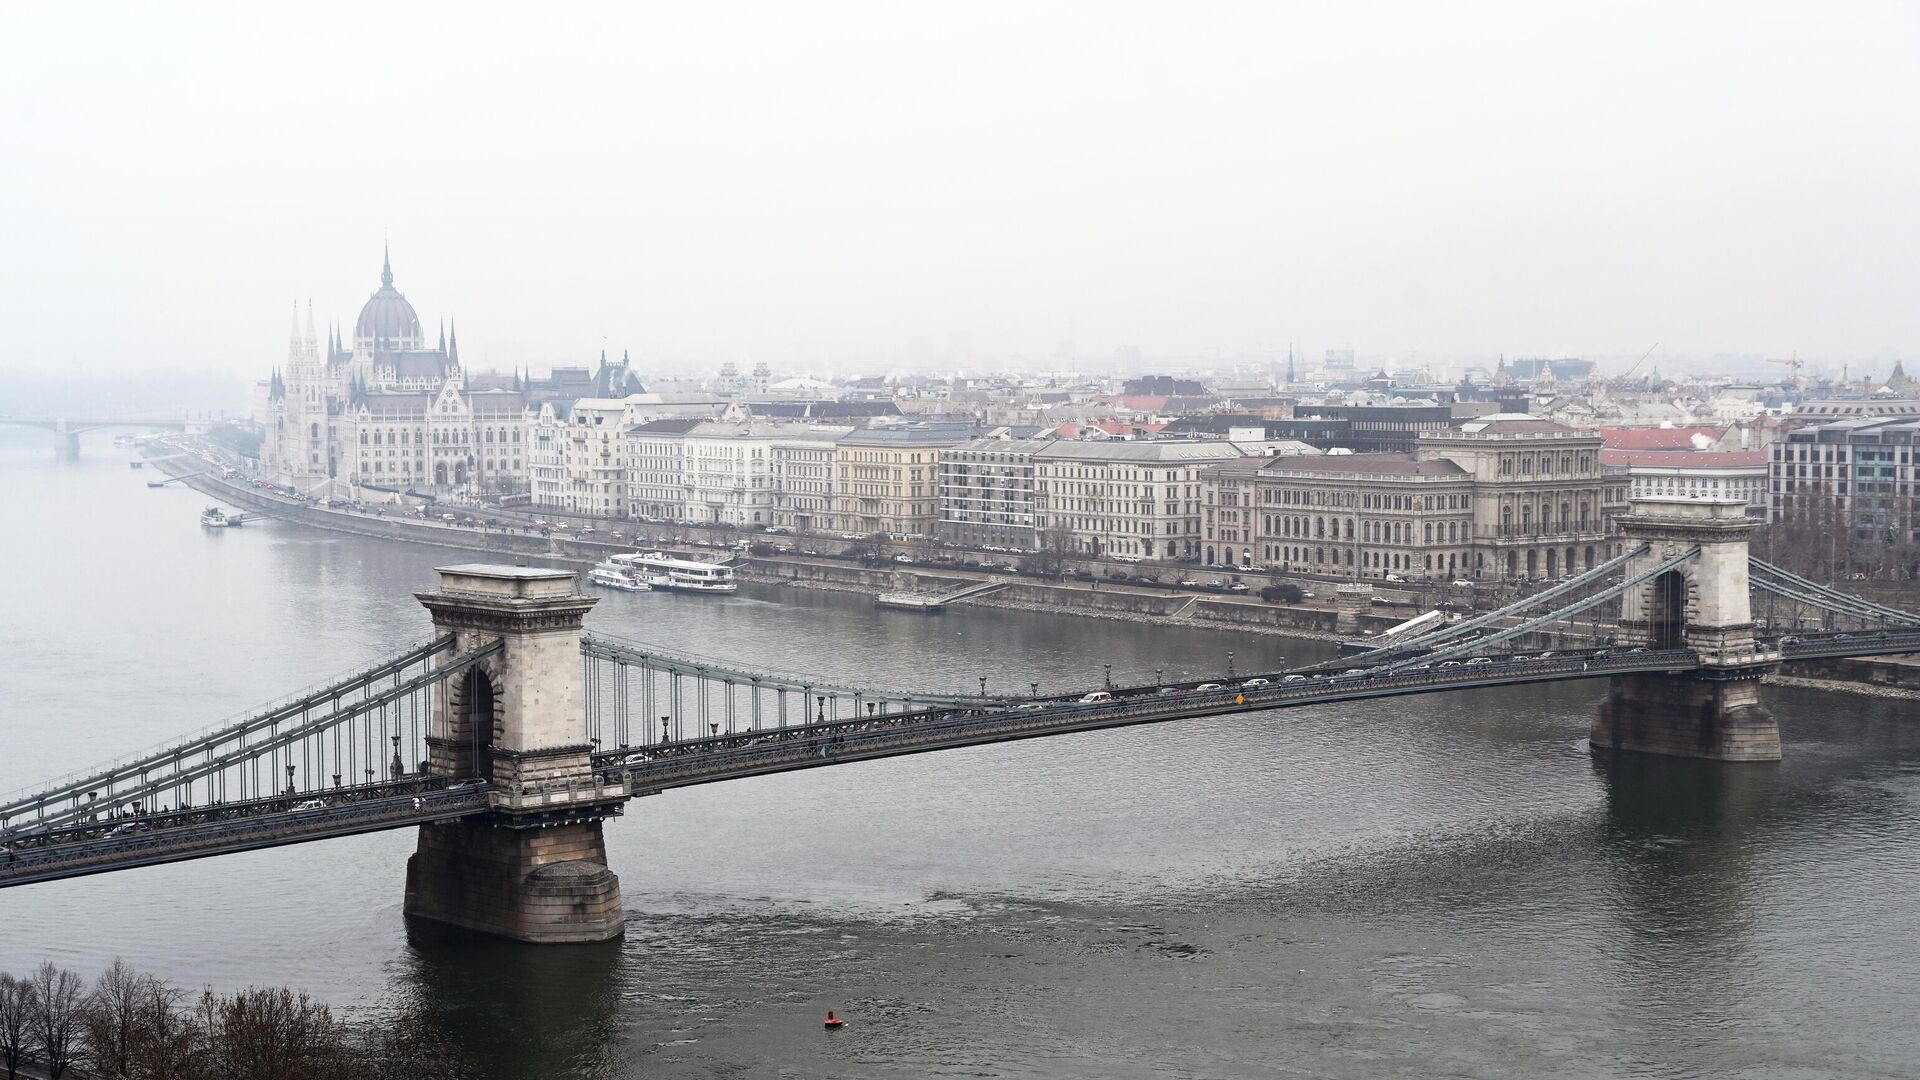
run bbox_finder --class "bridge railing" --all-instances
[0,636,455,817]
[601,648,1704,792]
[0,640,499,840]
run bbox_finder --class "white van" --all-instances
[1078,691,1114,704]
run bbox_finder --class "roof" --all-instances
[1600,449,1767,469]
[1033,441,1245,463]
[360,391,433,418]
[1599,426,1724,450]
[628,417,704,435]
[945,436,1060,455]
[837,423,977,448]
[1253,453,1470,478]
[1452,414,1573,435]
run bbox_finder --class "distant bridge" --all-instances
[0,417,192,459]
[3,498,1917,945]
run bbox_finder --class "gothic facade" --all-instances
[262,249,530,496]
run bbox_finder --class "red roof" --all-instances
[1599,426,1724,450]
[1599,449,1766,469]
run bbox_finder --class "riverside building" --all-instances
[1202,414,1629,581]
[262,248,530,497]
[935,435,1056,549]
[1032,441,1245,559]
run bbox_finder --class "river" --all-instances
[4,428,1919,1079]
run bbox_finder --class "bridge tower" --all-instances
[404,565,627,943]
[1592,498,1783,762]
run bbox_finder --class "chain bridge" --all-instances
[4,498,1917,943]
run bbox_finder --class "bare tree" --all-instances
[84,958,156,1079]
[201,986,344,1080]
[29,963,85,1080]
[131,979,196,1080]
[0,973,33,1080]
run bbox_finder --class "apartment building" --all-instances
[1602,449,1768,518]
[1770,416,1920,541]
[627,417,703,521]
[554,398,632,517]
[770,427,855,533]
[936,435,1056,549]
[1032,441,1245,559]
[831,424,976,536]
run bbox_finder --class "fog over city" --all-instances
[3,1,1917,386]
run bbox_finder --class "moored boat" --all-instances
[199,506,233,528]
[611,551,738,593]
[588,560,652,591]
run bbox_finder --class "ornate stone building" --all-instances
[1202,415,1631,581]
[262,248,530,497]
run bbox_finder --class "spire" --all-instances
[289,301,301,349]
[304,299,317,351]
[448,320,459,365]
[438,320,446,353]
[381,241,393,289]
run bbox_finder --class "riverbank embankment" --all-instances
[149,445,1920,681]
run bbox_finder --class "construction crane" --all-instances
[1620,342,1660,381]
[1766,353,1805,381]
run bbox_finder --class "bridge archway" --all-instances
[1648,570,1689,650]
[460,667,498,780]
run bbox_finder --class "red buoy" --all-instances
[824,1011,845,1030]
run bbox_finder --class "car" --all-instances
[1282,674,1307,683]
[1244,565,1268,573]
[1078,691,1115,704]
[892,555,914,564]
[1114,555,1142,564]
[1592,649,1613,659]
[1204,580,1225,590]
[1438,660,1463,668]
[1229,583,1249,592]
[1194,683,1224,692]
[1242,677,1269,687]
[1535,650,1556,659]
[1299,591,1315,599]
[1178,579,1201,587]
[289,799,329,813]
[1014,703,1047,711]
[1465,657,1493,666]
[1073,570,1095,581]
[1624,646,1648,654]
[1158,686,1183,695]
[1384,573,1405,583]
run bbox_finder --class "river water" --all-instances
[4,428,1920,1079]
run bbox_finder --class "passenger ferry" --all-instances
[611,551,738,593]
[199,506,234,528]
[587,560,652,592]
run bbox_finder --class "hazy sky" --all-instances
[3,1,1916,380]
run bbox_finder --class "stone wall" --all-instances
[1592,670,1780,762]
[405,820,623,943]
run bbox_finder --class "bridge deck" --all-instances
[7,631,1915,891]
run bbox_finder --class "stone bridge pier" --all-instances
[1592,498,1782,762]
[404,565,626,943]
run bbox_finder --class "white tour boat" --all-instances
[611,551,738,593]
[199,506,233,528]
[587,560,652,592]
